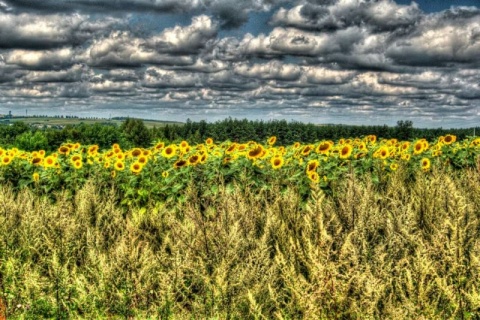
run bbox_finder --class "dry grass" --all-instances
[1,167,480,319]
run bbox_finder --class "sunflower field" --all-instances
[0,134,479,206]
[1,134,480,318]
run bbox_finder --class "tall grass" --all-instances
[1,166,480,319]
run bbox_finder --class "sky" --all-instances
[0,0,479,128]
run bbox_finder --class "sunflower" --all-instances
[70,155,82,163]
[155,142,165,150]
[104,161,111,169]
[306,159,319,172]
[307,171,320,183]
[205,138,214,145]
[270,156,284,169]
[401,153,411,161]
[267,136,277,146]
[58,145,70,155]
[32,172,40,183]
[413,140,424,155]
[1,156,12,166]
[131,154,143,164]
[355,152,366,159]
[180,141,189,149]
[377,146,390,159]
[162,171,169,178]
[174,159,188,169]
[338,144,353,159]
[44,156,56,168]
[88,145,99,155]
[111,170,116,178]
[390,163,398,171]
[114,161,125,171]
[130,162,143,174]
[247,145,264,159]
[162,145,177,158]
[316,141,332,154]
[301,145,314,156]
[367,135,377,144]
[188,154,200,165]
[293,142,301,149]
[31,157,43,165]
[73,160,83,170]
[226,143,237,154]
[421,158,431,171]
[444,134,456,145]
[131,148,142,157]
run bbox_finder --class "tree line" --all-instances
[0,118,478,151]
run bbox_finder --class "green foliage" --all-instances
[121,118,152,148]
[14,131,49,151]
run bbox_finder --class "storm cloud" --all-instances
[0,0,479,127]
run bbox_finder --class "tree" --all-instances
[15,131,49,151]
[120,118,152,147]
[396,120,414,140]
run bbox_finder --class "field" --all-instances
[0,117,181,129]
[1,134,480,318]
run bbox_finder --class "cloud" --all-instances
[234,60,302,81]
[386,9,480,66]
[4,0,285,29]
[85,15,216,67]
[142,67,201,88]
[6,48,75,69]
[303,66,355,84]
[22,64,87,82]
[272,0,421,31]
[0,13,119,49]
[146,15,218,54]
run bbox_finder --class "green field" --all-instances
[0,117,182,128]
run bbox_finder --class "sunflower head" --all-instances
[444,134,456,145]
[413,141,424,155]
[267,136,277,146]
[131,148,142,157]
[32,172,40,183]
[58,146,70,155]
[31,157,42,165]
[421,157,431,171]
[73,160,83,170]
[339,144,353,159]
[130,162,143,174]
[162,145,177,158]
[205,138,214,145]
[270,156,284,169]
[306,159,319,172]
[247,145,264,159]
[174,159,188,169]
[2,155,12,166]
[308,171,320,183]
[188,154,200,165]
[114,161,125,171]
[316,141,332,154]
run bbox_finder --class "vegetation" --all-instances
[0,123,479,318]
[0,118,478,152]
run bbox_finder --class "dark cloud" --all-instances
[1,1,479,128]
[3,0,286,29]
[85,15,216,68]
[0,13,119,49]
[271,0,421,32]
